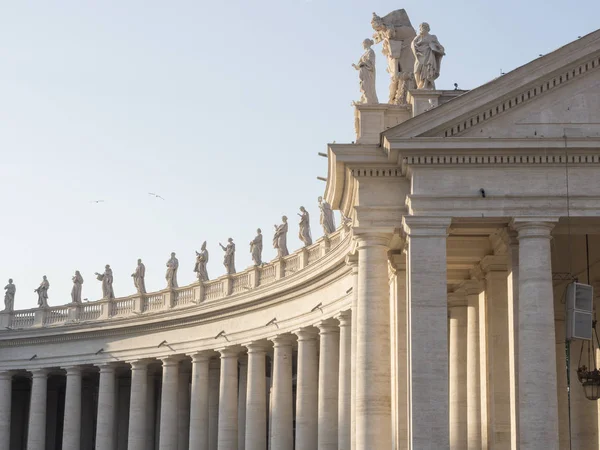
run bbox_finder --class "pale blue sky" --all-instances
[1,0,599,309]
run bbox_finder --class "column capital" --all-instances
[448,289,468,307]
[217,346,242,358]
[0,371,14,381]
[97,363,117,374]
[160,355,185,366]
[402,216,451,237]
[345,252,358,269]
[354,231,392,249]
[64,365,83,376]
[245,340,272,353]
[510,218,558,238]
[388,251,406,273]
[336,310,351,327]
[460,279,484,296]
[269,333,295,347]
[30,368,49,378]
[294,326,319,341]
[480,254,508,273]
[189,350,214,363]
[317,317,340,334]
[129,359,151,370]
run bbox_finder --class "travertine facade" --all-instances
[1,20,600,450]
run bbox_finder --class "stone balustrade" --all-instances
[0,227,348,331]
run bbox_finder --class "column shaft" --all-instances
[0,372,12,449]
[189,353,211,450]
[245,343,268,450]
[209,358,220,450]
[318,319,340,450]
[270,335,294,450]
[238,355,248,450]
[403,218,451,449]
[159,357,180,449]
[449,303,468,449]
[466,286,482,449]
[178,368,191,450]
[295,329,319,450]
[346,255,359,450]
[26,369,48,450]
[62,367,83,450]
[338,312,352,450]
[96,365,116,450]
[128,360,148,450]
[355,233,392,450]
[218,349,239,450]
[514,221,559,448]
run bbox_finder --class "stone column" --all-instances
[96,364,116,450]
[127,360,149,450]
[337,311,352,450]
[218,347,239,450]
[245,342,269,450]
[295,328,319,450]
[189,352,211,450]
[448,295,468,449]
[354,232,392,450]
[512,219,559,448]
[209,358,220,450]
[159,356,180,450]
[238,354,248,450]
[0,372,12,449]
[465,282,482,450]
[178,365,191,450]
[27,369,48,450]
[318,318,340,450]
[269,334,294,450]
[62,366,83,450]
[506,231,520,450]
[345,254,359,450]
[402,217,451,449]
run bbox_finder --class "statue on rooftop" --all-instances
[371,10,417,105]
[298,206,312,246]
[71,271,84,304]
[273,216,289,258]
[166,252,179,289]
[35,276,50,308]
[3,279,15,312]
[318,196,336,235]
[250,229,263,266]
[194,242,209,282]
[411,22,445,90]
[352,39,379,105]
[131,259,146,294]
[95,265,115,299]
[219,238,236,275]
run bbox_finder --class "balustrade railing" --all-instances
[0,227,348,330]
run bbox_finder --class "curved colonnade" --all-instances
[0,226,360,450]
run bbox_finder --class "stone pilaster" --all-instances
[354,232,392,450]
[294,328,319,450]
[337,311,352,450]
[96,364,116,450]
[269,334,294,450]
[218,347,239,450]
[318,318,340,450]
[464,281,483,450]
[245,342,269,450]
[402,217,451,449]
[128,360,149,450]
[0,372,12,449]
[238,354,248,450]
[345,253,359,450]
[158,356,180,449]
[189,352,211,450]
[27,369,48,450]
[448,292,468,449]
[512,219,559,448]
[62,366,83,450]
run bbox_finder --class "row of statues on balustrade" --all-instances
[2,197,346,312]
[353,10,446,106]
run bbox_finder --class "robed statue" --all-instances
[219,238,236,275]
[95,265,115,299]
[250,229,263,266]
[273,216,289,258]
[352,39,379,105]
[3,279,15,312]
[131,259,147,294]
[298,206,312,246]
[411,22,445,90]
[166,252,179,289]
[71,271,84,303]
[35,276,50,308]
[194,242,209,282]
[318,196,336,235]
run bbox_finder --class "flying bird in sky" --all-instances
[90,200,104,204]
[148,192,165,200]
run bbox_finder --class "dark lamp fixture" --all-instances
[577,319,600,401]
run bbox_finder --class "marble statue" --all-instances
[3,279,15,312]
[371,10,417,105]
[95,265,115,299]
[131,259,146,294]
[318,196,336,235]
[219,238,236,275]
[194,242,209,282]
[340,211,353,230]
[71,271,84,304]
[273,216,289,258]
[298,206,312,246]
[35,276,50,308]
[166,252,179,289]
[411,22,445,90]
[352,39,379,104]
[250,229,263,266]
